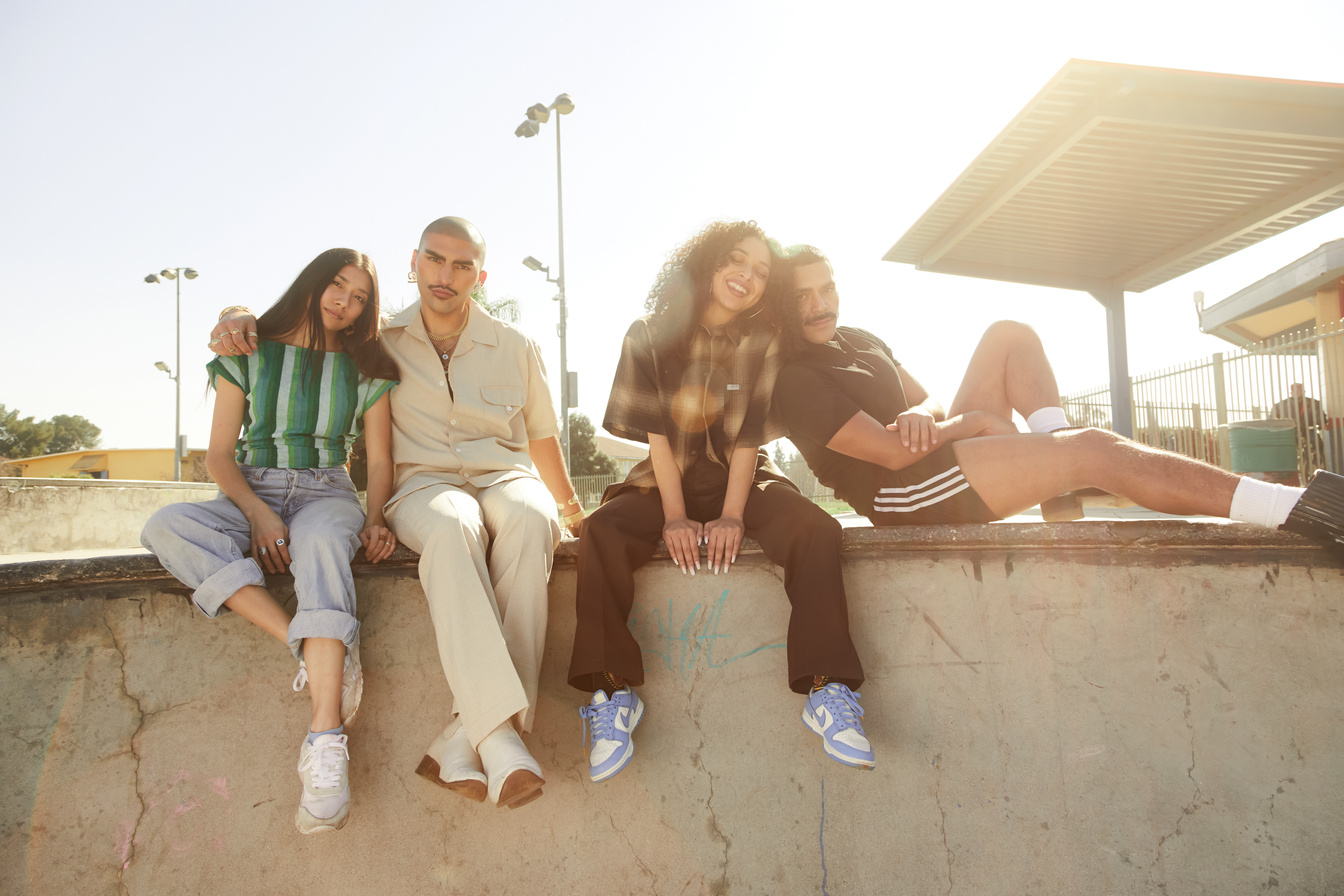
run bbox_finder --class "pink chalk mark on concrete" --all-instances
[115,819,134,869]
[210,777,230,799]
[170,797,202,818]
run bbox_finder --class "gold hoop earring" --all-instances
[407,271,418,283]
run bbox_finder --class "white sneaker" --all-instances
[295,733,350,834]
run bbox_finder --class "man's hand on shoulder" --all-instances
[208,309,259,357]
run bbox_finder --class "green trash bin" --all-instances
[1228,420,1298,478]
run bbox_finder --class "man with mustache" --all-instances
[209,217,583,812]
[770,246,1344,546]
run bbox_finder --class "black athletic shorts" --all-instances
[859,442,998,526]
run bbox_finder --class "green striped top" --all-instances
[207,340,397,469]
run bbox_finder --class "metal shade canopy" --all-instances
[884,59,1344,435]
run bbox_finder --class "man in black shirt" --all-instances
[770,246,1344,549]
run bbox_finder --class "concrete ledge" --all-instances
[0,520,1328,597]
[1,478,218,553]
[4,522,1342,893]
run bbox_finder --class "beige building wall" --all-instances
[1315,284,1344,420]
[14,448,211,482]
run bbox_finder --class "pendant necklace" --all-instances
[426,313,469,362]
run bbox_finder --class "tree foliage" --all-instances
[568,412,618,477]
[0,404,101,459]
[48,414,104,454]
[475,284,521,323]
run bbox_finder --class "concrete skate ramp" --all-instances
[2,522,1341,895]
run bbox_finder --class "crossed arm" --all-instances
[826,366,1015,470]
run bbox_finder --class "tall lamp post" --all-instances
[144,267,199,481]
[516,92,575,467]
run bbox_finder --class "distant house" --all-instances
[1197,238,1344,346]
[10,447,211,482]
[594,433,648,477]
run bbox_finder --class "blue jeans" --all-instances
[141,466,365,657]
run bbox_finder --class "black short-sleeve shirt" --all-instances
[774,327,910,510]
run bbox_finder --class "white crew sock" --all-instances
[1229,477,1305,529]
[1026,406,1070,433]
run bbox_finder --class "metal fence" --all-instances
[1063,321,1343,482]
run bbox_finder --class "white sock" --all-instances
[1027,406,1070,433]
[1229,477,1305,528]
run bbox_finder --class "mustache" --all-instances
[804,311,837,325]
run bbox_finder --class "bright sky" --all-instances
[2,0,1342,456]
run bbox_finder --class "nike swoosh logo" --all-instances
[815,706,833,729]
[616,708,633,732]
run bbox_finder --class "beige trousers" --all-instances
[387,476,560,749]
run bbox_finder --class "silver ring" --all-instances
[259,547,269,555]
[275,538,285,546]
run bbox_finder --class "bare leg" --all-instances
[302,638,346,733]
[222,585,292,644]
[953,428,1240,519]
[947,320,1062,420]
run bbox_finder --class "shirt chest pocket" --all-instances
[480,386,526,422]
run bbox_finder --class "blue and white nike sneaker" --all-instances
[580,686,645,782]
[802,683,875,769]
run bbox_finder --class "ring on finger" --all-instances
[275,538,285,546]
[259,547,268,555]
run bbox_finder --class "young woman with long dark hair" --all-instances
[141,247,398,834]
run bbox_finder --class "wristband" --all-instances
[218,305,255,322]
[556,495,581,511]
[561,506,586,528]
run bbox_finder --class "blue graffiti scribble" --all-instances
[632,588,785,679]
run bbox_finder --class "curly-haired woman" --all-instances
[567,221,875,783]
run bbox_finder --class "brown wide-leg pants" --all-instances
[567,461,864,695]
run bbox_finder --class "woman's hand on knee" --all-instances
[247,507,290,574]
[359,523,397,563]
[662,517,702,575]
[702,516,744,574]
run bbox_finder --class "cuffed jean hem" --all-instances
[288,609,361,658]
[193,557,267,618]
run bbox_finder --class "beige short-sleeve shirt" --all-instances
[382,301,559,511]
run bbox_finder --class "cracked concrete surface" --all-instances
[3,546,1344,894]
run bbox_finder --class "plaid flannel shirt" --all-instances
[603,309,785,497]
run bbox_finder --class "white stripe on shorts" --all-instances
[872,465,970,515]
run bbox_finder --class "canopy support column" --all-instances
[1090,288,1134,438]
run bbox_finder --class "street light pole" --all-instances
[554,108,569,470]
[145,267,199,481]
[517,93,575,468]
